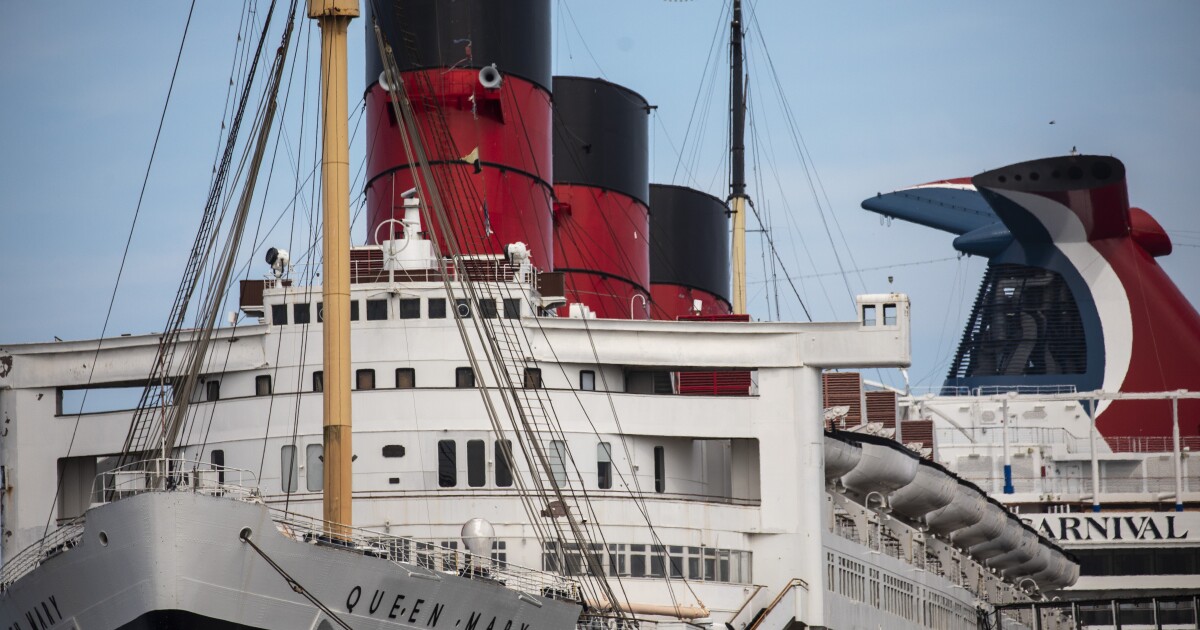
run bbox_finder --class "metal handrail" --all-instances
[0,518,84,590]
[90,458,260,505]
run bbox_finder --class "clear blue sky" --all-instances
[2,1,1198,390]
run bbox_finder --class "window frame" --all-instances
[395,367,415,389]
[438,440,457,488]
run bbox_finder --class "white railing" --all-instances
[0,518,85,590]
[270,508,580,601]
[91,458,260,505]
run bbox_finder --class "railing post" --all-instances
[1174,394,1184,512]
[1089,395,1102,512]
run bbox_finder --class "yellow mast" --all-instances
[729,0,748,315]
[308,0,358,537]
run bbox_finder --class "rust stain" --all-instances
[0,355,11,379]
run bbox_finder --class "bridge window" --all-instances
[293,302,311,324]
[350,300,359,321]
[428,298,446,319]
[467,440,486,487]
[271,304,287,325]
[862,304,877,326]
[495,439,513,487]
[503,298,521,319]
[478,299,498,319]
[883,303,897,326]
[399,298,420,319]
[366,299,388,321]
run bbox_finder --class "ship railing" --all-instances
[90,458,261,505]
[0,517,85,591]
[264,257,535,287]
[269,508,580,602]
[942,474,1200,496]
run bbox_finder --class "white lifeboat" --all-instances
[925,484,985,536]
[987,524,1039,571]
[951,501,1008,550]
[840,439,919,498]
[823,435,863,481]
[889,462,958,522]
[1004,543,1052,582]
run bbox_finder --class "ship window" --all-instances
[654,446,665,493]
[456,367,475,388]
[350,300,360,321]
[630,546,646,577]
[467,440,486,487]
[495,439,513,487]
[597,442,612,489]
[580,370,596,391]
[492,541,508,568]
[211,449,225,484]
[356,369,375,390]
[862,304,877,326]
[455,299,472,318]
[271,304,287,325]
[306,444,323,492]
[312,371,324,392]
[395,367,415,389]
[399,298,421,319]
[206,379,220,402]
[382,444,405,458]
[438,440,457,487]
[294,302,311,324]
[883,303,897,326]
[281,445,299,493]
[428,298,446,319]
[316,302,323,322]
[366,299,388,321]
[255,375,272,396]
[503,298,521,319]
[523,367,542,389]
[478,299,498,319]
[550,440,568,488]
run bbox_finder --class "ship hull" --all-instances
[0,492,580,630]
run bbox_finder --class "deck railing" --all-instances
[0,518,85,590]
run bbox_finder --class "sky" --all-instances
[1,1,1198,391]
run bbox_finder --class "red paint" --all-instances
[552,184,649,319]
[650,285,732,320]
[364,70,554,268]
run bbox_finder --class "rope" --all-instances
[241,530,355,630]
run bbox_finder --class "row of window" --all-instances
[271,297,522,325]
[436,439,665,492]
[201,368,599,401]
[542,541,752,583]
[1075,547,1200,576]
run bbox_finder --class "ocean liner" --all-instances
[0,1,1087,629]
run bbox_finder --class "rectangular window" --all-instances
[366,299,388,321]
[478,299,498,319]
[281,445,298,493]
[255,374,272,396]
[597,442,612,489]
[395,367,415,389]
[211,449,225,484]
[492,541,508,569]
[382,444,406,458]
[205,380,220,402]
[293,302,311,324]
[523,367,542,389]
[883,303,897,326]
[350,300,360,321]
[316,302,324,322]
[503,298,521,319]
[428,298,446,319]
[438,440,457,487]
[306,444,323,492]
[862,304,877,326]
[630,546,646,578]
[580,370,596,391]
[399,298,421,319]
[455,298,472,318]
[356,369,375,390]
[271,304,287,325]
[550,440,568,488]
[467,439,486,488]
[312,371,324,393]
[456,367,476,388]
[495,439,513,487]
[654,446,665,493]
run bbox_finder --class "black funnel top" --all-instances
[649,184,731,302]
[552,76,650,206]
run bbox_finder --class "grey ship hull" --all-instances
[0,492,580,630]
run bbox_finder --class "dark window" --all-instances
[206,380,220,402]
[580,370,596,391]
[478,299,498,319]
[293,303,311,324]
[350,300,359,321]
[883,303,897,326]
[312,371,324,392]
[495,440,513,487]
[631,546,646,577]
[366,299,388,321]
[597,442,612,489]
[316,302,323,322]
[395,368,415,389]
[382,444,405,458]
[456,367,475,388]
[654,446,665,493]
[271,304,287,325]
[523,367,542,389]
[356,369,375,390]
[438,440,457,487]
[399,298,421,319]
[428,298,446,319]
[467,440,486,487]
[503,298,521,319]
[862,304,877,326]
[455,299,472,318]
[255,375,272,396]
[211,449,225,484]
[492,541,508,568]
